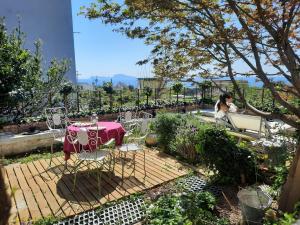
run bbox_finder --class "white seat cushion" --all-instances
[78,150,109,161]
[119,143,142,152]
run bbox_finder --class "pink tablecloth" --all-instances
[63,121,126,160]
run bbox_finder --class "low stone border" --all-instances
[2,105,200,134]
[0,129,63,156]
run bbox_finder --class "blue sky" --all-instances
[72,0,153,78]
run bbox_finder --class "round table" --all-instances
[63,121,126,160]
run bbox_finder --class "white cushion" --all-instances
[119,143,142,152]
[77,128,89,145]
[78,150,109,161]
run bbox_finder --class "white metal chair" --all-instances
[45,107,70,168]
[137,111,153,120]
[118,119,149,180]
[66,125,112,193]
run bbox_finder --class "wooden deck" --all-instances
[4,149,189,224]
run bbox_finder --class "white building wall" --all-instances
[0,0,76,82]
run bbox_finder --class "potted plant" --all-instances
[145,121,158,147]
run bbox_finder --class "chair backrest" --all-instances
[45,107,68,130]
[67,126,100,154]
[140,119,149,134]
[124,111,132,121]
[227,113,266,135]
[137,111,153,120]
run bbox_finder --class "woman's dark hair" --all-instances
[217,92,232,112]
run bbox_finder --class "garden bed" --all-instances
[1,104,199,134]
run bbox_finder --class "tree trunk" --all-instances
[109,94,113,111]
[146,95,149,106]
[0,166,11,225]
[63,94,67,109]
[279,143,300,212]
[176,93,179,104]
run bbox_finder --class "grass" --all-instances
[32,216,60,225]
[0,143,63,166]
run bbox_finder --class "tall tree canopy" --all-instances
[0,18,70,121]
[81,0,300,211]
[81,0,300,129]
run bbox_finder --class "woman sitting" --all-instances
[214,92,237,121]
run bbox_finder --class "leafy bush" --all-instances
[0,18,69,122]
[264,202,300,225]
[195,128,257,184]
[170,117,213,164]
[153,113,186,153]
[145,191,229,225]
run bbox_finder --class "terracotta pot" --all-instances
[145,133,158,147]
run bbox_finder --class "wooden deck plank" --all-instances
[37,159,77,216]
[13,165,42,220]
[106,153,161,189]
[69,155,142,197]
[49,157,96,212]
[116,151,166,184]
[5,165,31,223]
[34,159,76,217]
[19,163,53,218]
[148,149,188,172]
[147,150,188,175]
[56,156,121,204]
[26,162,63,217]
[6,149,189,223]
[125,152,169,183]
[3,167,19,225]
[135,151,181,180]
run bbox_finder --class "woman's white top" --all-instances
[214,100,238,119]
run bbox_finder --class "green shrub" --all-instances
[153,113,186,153]
[195,128,257,184]
[264,202,300,225]
[170,117,213,164]
[33,216,59,225]
[145,191,229,225]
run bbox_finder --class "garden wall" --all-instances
[2,105,200,134]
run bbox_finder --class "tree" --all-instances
[103,81,114,111]
[128,85,135,91]
[200,81,212,100]
[143,86,153,106]
[82,0,300,211]
[0,18,70,121]
[172,82,183,104]
[59,81,74,109]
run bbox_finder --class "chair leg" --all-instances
[143,150,146,177]
[87,163,91,176]
[121,152,126,182]
[97,165,103,195]
[108,153,112,173]
[73,167,79,192]
[48,143,54,168]
[64,161,67,171]
[133,152,136,177]
[72,160,83,191]
[112,152,116,172]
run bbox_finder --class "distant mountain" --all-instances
[78,74,138,87]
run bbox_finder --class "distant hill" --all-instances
[78,74,138,87]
